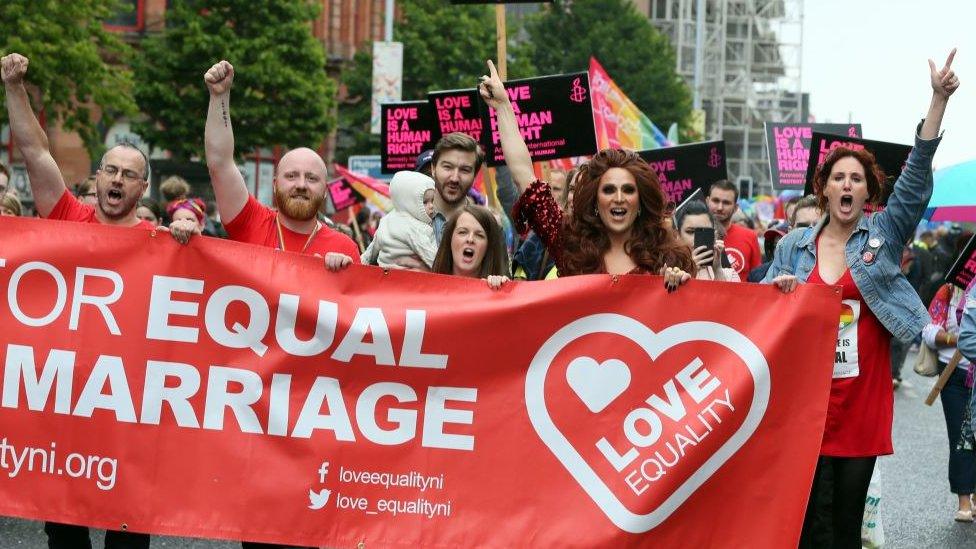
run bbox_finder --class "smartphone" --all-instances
[693,227,733,268]
[693,227,715,250]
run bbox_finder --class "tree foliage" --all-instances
[517,0,693,133]
[335,0,534,163]
[0,0,137,158]
[133,0,336,161]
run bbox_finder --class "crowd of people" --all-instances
[1,47,973,549]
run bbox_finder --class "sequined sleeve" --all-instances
[512,180,564,265]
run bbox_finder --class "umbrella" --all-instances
[925,159,976,222]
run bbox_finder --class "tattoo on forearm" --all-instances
[221,100,229,127]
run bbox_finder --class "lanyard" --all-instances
[276,215,321,253]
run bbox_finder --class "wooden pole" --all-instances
[485,4,508,211]
[925,350,963,406]
[495,4,507,79]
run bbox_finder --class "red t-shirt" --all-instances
[723,223,761,275]
[47,189,156,230]
[808,263,893,457]
[224,195,360,259]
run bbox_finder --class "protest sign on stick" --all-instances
[381,101,440,174]
[945,233,976,290]
[428,88,485,144]
[480,72,597,166]
[638,141,728,208]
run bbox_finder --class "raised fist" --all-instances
[204,60,234,95]
[1,53,29,85]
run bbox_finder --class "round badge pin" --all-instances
[862,251,875,263]
[868,237,881,248]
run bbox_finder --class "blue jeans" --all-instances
[939,362,976,494]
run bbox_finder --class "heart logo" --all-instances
[566,357,631,413]
[525,313,769,534]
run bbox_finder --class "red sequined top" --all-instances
[512,179,648,275]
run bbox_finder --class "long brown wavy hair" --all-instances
[561,149,695,276]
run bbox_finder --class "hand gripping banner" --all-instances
[0,217,840,547]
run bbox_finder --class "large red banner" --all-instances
[0,217,840,547]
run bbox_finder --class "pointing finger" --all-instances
[928,58,937,75]
[487,59,498,79]
[944,47,957,70]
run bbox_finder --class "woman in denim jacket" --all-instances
[763,49,960,548]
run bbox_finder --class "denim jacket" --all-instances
[763,125,942,343]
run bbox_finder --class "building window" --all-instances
[104,0,145,32]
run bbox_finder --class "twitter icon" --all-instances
[308,488,331,510]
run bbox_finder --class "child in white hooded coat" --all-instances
[361,171,439,268]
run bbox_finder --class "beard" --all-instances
[97,187,140,220]
[275,186,324,221]
[435,178,469,206]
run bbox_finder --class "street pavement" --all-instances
[1,353,974,548]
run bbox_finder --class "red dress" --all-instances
[807,261,894,457]
[512,179,649,275]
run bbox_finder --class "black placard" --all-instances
[428,88,485,144]
[637,141,728,208]
[380,101,441,174]
[328,176,360,211]
[803,133,913,206]
[764,123,862,190]
[946,233,976,290]
[479,72,597,166]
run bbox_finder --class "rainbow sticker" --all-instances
[839,303,855,329]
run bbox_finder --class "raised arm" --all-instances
[920,48,958,139]
[878,49,959,244]
[478,60,535,193]
[1,54,67,216]
[204,60,249,224]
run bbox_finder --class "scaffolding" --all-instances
[642,0,804,195]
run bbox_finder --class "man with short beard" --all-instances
[429,132,485,241]
[203,60,358,264]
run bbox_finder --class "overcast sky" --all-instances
[802,0,975,169]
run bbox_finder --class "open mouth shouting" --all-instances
[106,188,124,205]
[460,246,477,263]
[838,194,855,215]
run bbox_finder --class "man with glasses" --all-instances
[2,53,202,246]
[3,51,197,549]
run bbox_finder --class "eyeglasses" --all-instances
[80,192,97,198]
[794,222,814,228]
[101,165,144,182]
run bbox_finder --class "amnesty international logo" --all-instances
[569,77,588,103]
[706,147,723,169]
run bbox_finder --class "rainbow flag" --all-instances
[589,57,671,151]
[334,164,394,212]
